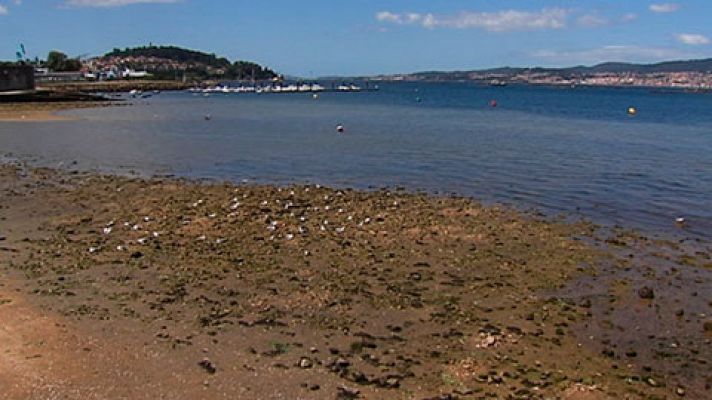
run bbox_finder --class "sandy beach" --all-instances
[0,102,115,122]
[0,163,710,399]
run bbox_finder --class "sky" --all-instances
[0,0,711,76]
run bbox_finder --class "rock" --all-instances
[384,377,400,388]
[374,376,400,388]
[638,286,655,300]
[198,358,217,374]
[298,357,313,369]
[337,385,360,399]
[130,251,144,259]
[479,324,502,335]
[703,321,712,333]
[676,387,686,396]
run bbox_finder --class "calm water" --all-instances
[1,82,711,238]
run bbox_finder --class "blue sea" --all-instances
[2,82,711,239]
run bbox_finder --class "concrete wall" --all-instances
[0,65,35,93]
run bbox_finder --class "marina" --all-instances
[188,82,377,95]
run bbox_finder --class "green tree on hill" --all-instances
[46,51,82,72]
[103,45,278,81]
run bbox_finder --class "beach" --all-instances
[0,102,116,122]
[1,162,710,399]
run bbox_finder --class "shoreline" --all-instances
[39,80,196,93]
[1,163,710,398]
[0,101,118,122]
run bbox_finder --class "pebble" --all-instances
[198,358,217,374]
[703,321,712,332]
[337,386,360,399]
[638,286,655,299]
[298,357,313,369]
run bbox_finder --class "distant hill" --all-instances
[105,46,231,68]
[393,58,712,81]
[98,45,278,81]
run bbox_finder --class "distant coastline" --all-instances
[368,57,712,90]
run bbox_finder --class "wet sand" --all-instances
[0,102,115,122]
[0,163,710,399]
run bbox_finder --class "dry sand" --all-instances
[0,102,114,122]
[0,164,710,399]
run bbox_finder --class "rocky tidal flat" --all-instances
[0,163,710,399]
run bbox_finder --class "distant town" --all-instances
[375,71,712,90]
[371,59,712,90]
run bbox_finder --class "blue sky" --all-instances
[1,0,711,76]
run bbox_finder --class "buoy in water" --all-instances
[336,124,345,133]
[204,114,212,121]
[627,106,637,116]
[416,97,422,103]
[489,99,498,108]
[313,94,319,99]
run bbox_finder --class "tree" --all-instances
[46,50,82,72]
[46,51,68,71]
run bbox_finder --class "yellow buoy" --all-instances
[627,106,637,116]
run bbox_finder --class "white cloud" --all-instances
[577,14,608,28]
[676,33,710,45]
[621,13,638,22]
[649,3,680,13]
[532,45,699,65]
[66,0,179,7]
[375,8,569,32]
[0,5,7,15]
[375,11,401,24]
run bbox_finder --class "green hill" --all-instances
[102,45,278,81]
